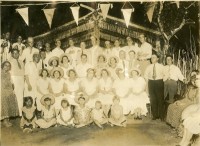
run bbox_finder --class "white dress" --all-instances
[130,77,150,115]
[60,65,73,79]
[112,77,132,114]
[57,106,74,126]
[98,77,114,105]
[91,108,106,124]
[50,78,65,109]
[81,78,99,108]
[65,78,80,105]
[36,77,50,111]
[182,104,200,134]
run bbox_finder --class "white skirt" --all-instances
[97,93,114,105]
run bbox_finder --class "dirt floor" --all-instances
[1,116,181,146]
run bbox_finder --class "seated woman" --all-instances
[95,54,108,79]
[73,93,92,128]
[81,68,99,108]
[65,69,81,106]
[48,56,60,72]
[166,74,199,130]
[178,75,200,146]
[35,94,57,129]
[130,68,149,119]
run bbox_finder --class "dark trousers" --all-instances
[148,79,164,120]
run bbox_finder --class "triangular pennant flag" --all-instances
[146,4,155,23]
[121,9,133,28]
[43,8,55,28]
[175,1,180,8]
[100,4,110,20]
[16,7,29,26]
[70,6,80,26]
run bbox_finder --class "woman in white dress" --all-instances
[65,69,81,105]
[49,67,66,115]
[107,56,119,80]
[59,54,73,79]
[98,68,113,116]
[81,68,99,108]
[130,68,149,119]
[112,68,132,115]
[36,69,50,111]
[95,54,108,79]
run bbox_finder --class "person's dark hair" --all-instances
[61,55,69,63]
[11,49,19,54]
[40,68,49,77]
[152,53,160,58]
[166,55,173,59]
[1,61,11,70]
[128,50,136,54]
[53,70,61,77]
[78,96,85,101]
[101,68,109,76]
[61,99,69,106]
[44,97,51,102]
[81,54,87,58]
[23,96,33,106]
[98,55,106,62]
[68,69,77,77]
[50,59,59,66]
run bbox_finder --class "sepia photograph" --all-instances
[1,0,200,146]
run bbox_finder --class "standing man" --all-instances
[138,34,152,76]
[163,55,185,103]
[51,39,64,57]
[9,49,25,116]
[20,37,39,63]
[12,35,26,56]
[144,53,165,121]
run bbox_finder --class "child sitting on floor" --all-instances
[74,93,93,128]
[91,101,108,129]
[57,98,74,126]
[35,94,57,129]
[20,96,37,133]
[108,96,127,127]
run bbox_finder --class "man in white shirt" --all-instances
[122,36,140,57]
[65,38,81,66]
[138,34,152,76]
[163,55,185,103]
[89,36,103,67]
[102,41,115,59]
[112,39,122,58]
[20,37,39,63]
[44,42,53,69]
[12,35,26,56]
[51,39,64,57]
[75,54,92,79]
[144,53,165,121]
[9,49,25,116]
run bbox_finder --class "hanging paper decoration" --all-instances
[175,1,180,8]
[16,7,29,26]
[146,3,155,23]
[100,4,111,20]
[121,9,134,28]
[43,8,55,28]
[70,6,80,25]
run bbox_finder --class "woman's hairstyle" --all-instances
[61,99,69,106]
[98,55,106,62]
[11,49,19,54]
[78,96,85,101]
[68,69,77,77]
[1,61,11,70]
[87,68,95,74]
[95,100,102,107]
[23,96,33,106]
[81,54,87,58]
[51,59,59,66]
[40,68,49,77]
[128,50,136,54]
[101,68,109,76]
[53,70,61,77]
[61,55,69,63]
[113,96,120,102]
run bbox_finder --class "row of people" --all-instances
[21,94,127,133]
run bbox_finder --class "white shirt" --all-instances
[89,45,103,67]
[112,47,123,57]
[122,44,140,55]
[20,47,39,63]
[113,77,131,97]
[144,63,164,80]
[1,39,11,62]
[102,48,116,59]
[75,62,92,78]
[51,47,64,57]
[138,42,152,60]
[9,57,25,76]
[65,46,81,65]
[163,64,185,82]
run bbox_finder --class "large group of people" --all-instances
[1,32,200,145]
